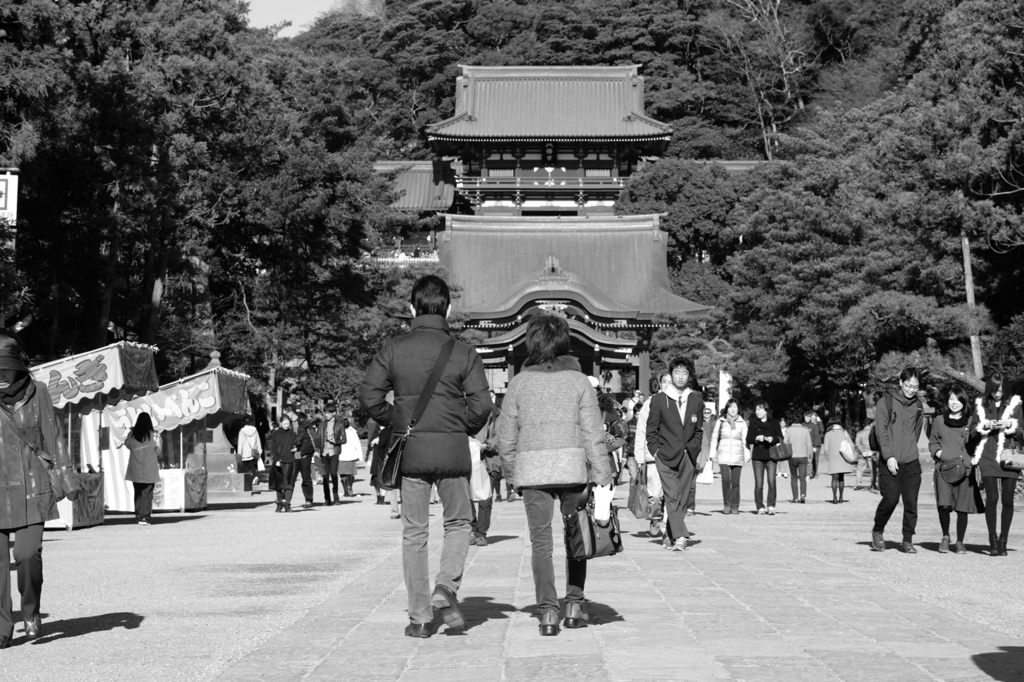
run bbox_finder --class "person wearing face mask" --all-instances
[871,368,926,553]
[0,333,75,647]
[645,358,704,550]
[930,387,983,554]
[709,399,749,514]
[746,401,784,515]
[970,372,1024,557]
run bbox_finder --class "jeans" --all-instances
[133,482,155,520]
[656,456,696,542]
[752,460,777,509]
[0,523,43,638]
[855,456,871,487]
[788,459,807,500]
[472,497,493,537]
[522,485,589,613]
[873,459,922,541]
[810,447,821,477]
[720,465,742,510]
[294,455,314,503]
[320,453,339,502]
[401,475,472,625]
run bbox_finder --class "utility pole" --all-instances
[961,229,983,379]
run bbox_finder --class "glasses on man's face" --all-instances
[902,381,920,390]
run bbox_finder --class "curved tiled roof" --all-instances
[439,215,711,319]
[373,161,454,212]
[427,65,672,141]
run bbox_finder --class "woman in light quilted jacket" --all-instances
[496,315,613,637]
[709,400,749,515]
[823,419,856,504]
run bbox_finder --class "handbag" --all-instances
[937,456,967,484]
[0,406,79,502]
[379,338,456,490]
[769,442,792,462]
[627,464,650,519]
[564,493,623,560]
[839,437,858,465]
[1001,448,1024,472]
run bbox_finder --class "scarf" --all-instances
[944,410,969,429]
[973,395,1022,465]
[0,371,31,407]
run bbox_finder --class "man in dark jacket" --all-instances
[292,413,316,508]
[871,368,926,553]
[645,357,704,551]
[360,275,492,638]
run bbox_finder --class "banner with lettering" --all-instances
[31,342,159,410]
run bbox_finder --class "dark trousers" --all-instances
[239,459,259,478]
[656,456,696,542]
[0,523,44,638]
[321,454,339,503]
[688,476,697,512]
[522,485,588,613]
[789,459,808,500]
[293,455,314,503]
[133,483,155,520]
[276,461,296,506]
[810,447,821,477]
[873,459,922,541]
[720,464,742,510]
[472,497,493,537]
[752,460,777,509]
[489,471,502,500]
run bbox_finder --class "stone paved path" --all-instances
[5,462,1024,681]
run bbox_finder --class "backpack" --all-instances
[869,393,893,452]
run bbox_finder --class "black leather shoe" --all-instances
[24,615,41,638]
[990,534,999,555]
[871,531,885,551]
[404,622,432,638]
[999,538,1009,556]
[539,609,560,636]
[902,541,917,554]
[0,634,10,649]
[430,584,465,630]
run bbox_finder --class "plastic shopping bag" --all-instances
[697,459,714,485]
[469,438,492,502]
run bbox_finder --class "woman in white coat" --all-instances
[709,399,749,515]
[337,418,362,497]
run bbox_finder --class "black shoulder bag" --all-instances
[379,338,456,490]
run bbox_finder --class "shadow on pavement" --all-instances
[206,501,276,511]
[971,647,1024,680]
[520,599,625,626]
[459,596,517,631]
[25,612,144,645]
[102,515,207,526]
[482,535,517,544]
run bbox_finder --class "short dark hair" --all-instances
[668,357,695,377]
[411,275,451,316]
[755,400,771,419]
[899,367,919,383]
[524,315,570,366]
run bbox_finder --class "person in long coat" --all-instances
[969,372,1024,556]
[269,416,299,513]
[0,334,75,646]
[930,387,983,554]
[823,419,855,504]
[124,412,162,525]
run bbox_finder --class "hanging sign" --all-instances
[0,169,17,226]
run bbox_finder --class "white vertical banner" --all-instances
[718,370,732,411]
[0,169,17,226]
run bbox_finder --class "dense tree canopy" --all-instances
[2,0,1023,419]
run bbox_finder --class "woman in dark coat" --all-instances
[746,401,784,515]
[124,412,162,526]
[930,387,983,554]
[0,334,75,646]
[269,416,299,513]
[969,373,1024,556]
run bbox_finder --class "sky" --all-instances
[246,0,337,37]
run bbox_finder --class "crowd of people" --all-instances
[3,273,1022,648]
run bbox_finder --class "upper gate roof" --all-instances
[427,65,672,142]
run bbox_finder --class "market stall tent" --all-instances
[102,366,251,513]
[30,342,160,530]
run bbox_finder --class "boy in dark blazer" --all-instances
[645,357,705,550]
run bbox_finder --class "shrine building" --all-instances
[376,65,719,392]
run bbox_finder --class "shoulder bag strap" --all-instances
[406,338,456,435]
